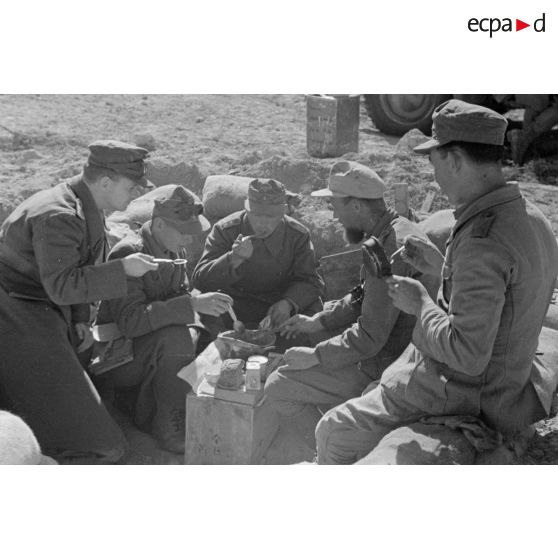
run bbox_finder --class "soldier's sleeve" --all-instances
[412,235,512,376]
[315,265,402,368]
[314,292,362,332]
[32,213,127,306]
[282,230,325,311]
[192,222,240,292]
[105,243,196,339]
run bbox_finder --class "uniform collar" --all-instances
[453,182,522,232]
[366,208,399,241]
[67,175,106,257]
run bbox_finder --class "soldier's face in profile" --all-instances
[429,148,458,204]
[328,197,366,245]
[154,218,194,253]
[246,210,284,238]
[106,175,141,211]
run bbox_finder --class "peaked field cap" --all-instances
[152,185,210,235]
[86,140,149,187]
[414,99,508,154]
[312,161,386,199]
[244,178,288,216]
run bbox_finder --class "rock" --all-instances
[417,209,456,254]
[202,175,253,222]
[395,128,430,155]
[145,159,205,193]
[0,203,12,225]
[0,410,57,465]
[356,423,476,465]
[242,155,331,194]
[132,133,156,152]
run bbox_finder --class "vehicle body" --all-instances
[362,94,546,136]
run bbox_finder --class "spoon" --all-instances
[152,258,188,266]
[227,306,246,334]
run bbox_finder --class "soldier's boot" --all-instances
[152,405,186,455]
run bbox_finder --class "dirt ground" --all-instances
[1,94,557,465]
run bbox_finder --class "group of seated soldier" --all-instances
[1,99,558,465]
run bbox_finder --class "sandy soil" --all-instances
[1,94,557,464]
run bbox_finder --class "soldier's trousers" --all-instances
[106,325,198,452]
[315,383,429,464]
[0,286,127,464]
[264,362,376,419]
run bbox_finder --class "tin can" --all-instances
[245,361,262,390]
[247,355,269,381]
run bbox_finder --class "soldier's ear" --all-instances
[98,175,113,191]
[448,148,464,173]
[351,198,362,213]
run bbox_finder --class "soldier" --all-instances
[95,185,233,454]
[192,178,324,334]
[0,140,158,464]
[264,161,436,448]
[316,100,558,464]
[508,94,558,165]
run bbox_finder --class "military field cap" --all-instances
[414,100,508,154]
[312,161,386,199]
[152,185,210,235]
[244,178,288,217]
[85,140,149,187]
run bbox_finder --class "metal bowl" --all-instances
[216,329,276,359]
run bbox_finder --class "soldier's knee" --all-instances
[315,408,360,465]
[264,370,283,399]
[151,326,196,365]
[315,410,337,463]
[264,371,303,416]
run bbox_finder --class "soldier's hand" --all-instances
[386,275,432,316]
[74,322,94,353]
[266,299,293,329]
[231,234,254,267]
[191,292,234,316]
[122,253,159,277]
[281,347,319,370]
[399,235,444,277]
[278,314,322,340]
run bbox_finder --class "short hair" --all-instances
[341,196,386,213]
[82,164,119,183]
[437,141,504,164]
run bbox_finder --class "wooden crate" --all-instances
[185,393,279,465]
[306,95,360,158]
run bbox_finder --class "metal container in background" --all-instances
[306,94,360,158]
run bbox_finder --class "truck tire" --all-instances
[363,94,451,135]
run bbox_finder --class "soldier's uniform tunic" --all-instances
[0,177,128,462]
[192,210,324,327]
[317,184,558,464]
[96,222,205,448]
[264,209,435,416]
